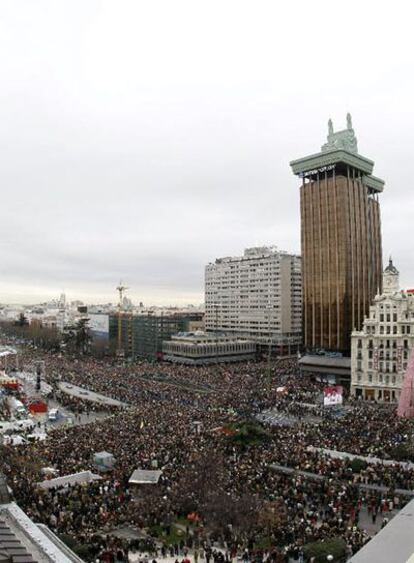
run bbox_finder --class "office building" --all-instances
[205,246,302,351]
[350,259,414,402]
[109,312,204,360]
[162,332,256,365]
[290,114,384,353]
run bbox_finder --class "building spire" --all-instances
[383,254,399,294]
[347,112,353,130]
[384,256,399,275]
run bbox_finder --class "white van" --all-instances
[48,408,59,422]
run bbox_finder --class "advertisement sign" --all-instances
[323,385,343,406]
[88,314,109,336]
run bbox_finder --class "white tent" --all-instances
[128,469,162,485]
[37,470,102,490]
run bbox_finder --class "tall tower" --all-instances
[382,257,399,296]
[290,114,384,353]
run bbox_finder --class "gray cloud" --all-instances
[0,0,413,304]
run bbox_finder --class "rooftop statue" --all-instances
[322,113,358,154]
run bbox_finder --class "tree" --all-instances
[75,318,91,354]
[258,500,285,535]
[63,319,91,354]
[15,313,28,327]
[227,421,271,451]
[203,492,260,542]
[303,537,347,563]
[173,450,226,516]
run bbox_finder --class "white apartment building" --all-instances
[351,259,414,402]
[205,246,302,350]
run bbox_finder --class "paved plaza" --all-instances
[59,381,128,407]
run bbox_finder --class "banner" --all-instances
[323,385,343,406]
[88,314,109,336]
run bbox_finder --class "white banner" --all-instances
[323,385,343,406]
[88,314,109,335]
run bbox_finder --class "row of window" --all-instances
[356,373,400,385]
[358,339,411,349]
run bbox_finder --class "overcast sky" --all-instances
[0,0,413,305]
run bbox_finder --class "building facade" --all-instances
[350,260,414,402]
[290,114,384,353]
[162,332,256,365]
[110,312,204,360]
[205,246,302,350]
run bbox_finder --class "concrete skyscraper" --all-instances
[290,115,384,353]
[205,246,302,352]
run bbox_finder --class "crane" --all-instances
[116,281,128,355]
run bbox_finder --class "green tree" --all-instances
[15,313,28,327]
[303,537,347,562]
[63,318,91,354]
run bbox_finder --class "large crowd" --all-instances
[1,339,414,562]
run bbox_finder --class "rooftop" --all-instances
[169,331,254,345]
[0,502,84,563]
[290,115,384,193]
[129,470,162,485]
[210,246,300,265]
[349,497,414,562]
[299,355,351,369]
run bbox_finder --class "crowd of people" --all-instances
[1,338,414,562]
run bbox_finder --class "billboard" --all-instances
[323,385,343,406]
[88,314,109,337]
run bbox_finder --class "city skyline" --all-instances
[1,1,413,305]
